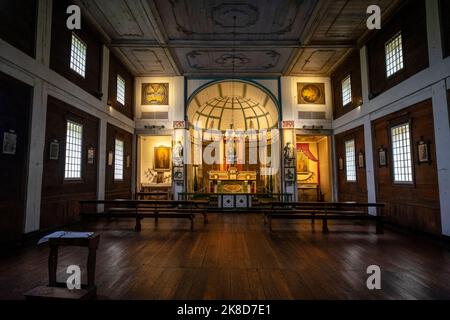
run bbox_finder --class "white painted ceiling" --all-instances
[77,0,403,77]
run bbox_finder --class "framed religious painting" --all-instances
[173,167,184,181]
[338,157,344,171]
[2,130,17,155]
[284,168,295,182]
[297,83,326,105]
[154,146,171,171]
[358,151,365,169]
[87,146,95,164]
[141,83,169,105]
[417,139,431,165]
[49,140,60,160]
[378,146,387,167]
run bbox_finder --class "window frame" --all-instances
[344,138,357,183]
[64,119,84,182]
[341,74,352,107]
[116,74,126,106]
[388,117,415,186]
[114,138,124,181]
[384,32,405,79]
[69,32,87,79]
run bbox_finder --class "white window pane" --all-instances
[117,75,126,105]
[64,120,83,180]
[114,139,124,181]
[385,33,404,77]
[345,139,356,182]
[391,123,413,183]
[70,33,87,78]
[341,75,352,106]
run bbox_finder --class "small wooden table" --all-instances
[24,232,100,300]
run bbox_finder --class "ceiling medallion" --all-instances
[212,4,259,28]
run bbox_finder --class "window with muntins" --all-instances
[117,75,125,105]
[64,120,83,180]
[345,139,356,182]
[391,123,413,184]
[70,33,87,78]
[114,139,124,181]
[385,33,404,78]
[341,75,352,106]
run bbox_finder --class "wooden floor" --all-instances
[1,213,450,300]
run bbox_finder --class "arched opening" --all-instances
[186,80,281,197]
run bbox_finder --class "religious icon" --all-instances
[49,140,59,160]
[297,83,326,105]
[2,131,17,155]
[108,151,113,166]
[358,151,365,169]
[285,168,295,182]
[87,146,95,164]
[283,142,295,159]
[173,167,184,181]
[154,146,171,171]
[378,147,387,167]
[141,83,169,105]
[297,151,309,173]
[417,140,431,164]
[339,157,344,171]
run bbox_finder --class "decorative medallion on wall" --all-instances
[141,83,169,105]
[297,83,325,105]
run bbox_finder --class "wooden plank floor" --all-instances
[1,213,450,300]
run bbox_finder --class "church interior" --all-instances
[1,0,450,302]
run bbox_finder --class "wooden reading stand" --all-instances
[24,233,100,300]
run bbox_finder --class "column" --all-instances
[432,81,450,236]
[97,119,107,208]
[363,115,377,215]
[24,82,48,233]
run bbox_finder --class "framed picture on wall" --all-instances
[2,130,17,155]
[87,146,95,164]
[358,151,365,169]
[417,139,431,164]
[154,146,171,171]
[126,155,131,168]
[378,147,387,167]
[49,140,59,160]
[338,157,344,171]
[173,167,184,181]
[108,151,113,166]
[141,83,169,105]
[284,168,295,182]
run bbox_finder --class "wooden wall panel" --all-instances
[108,53,134,120]
[335,126,367,203]
[367,0,429,98]
[105,124,132,200]
[331,50,362,120]
[372,100,441,235]
[441,0,450,58]
[40,96,99,230]
[0,0,37,57]
[50,0,103,99]
[0,72,32,245]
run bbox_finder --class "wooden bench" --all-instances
[79,200,207,231]
[266,202,384,234]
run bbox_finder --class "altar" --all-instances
[208,167,257,194]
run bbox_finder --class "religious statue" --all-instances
[284,142,295,159]
[173,140,184,166]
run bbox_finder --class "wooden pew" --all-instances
[79,199,207,231]
[266,202,384,234]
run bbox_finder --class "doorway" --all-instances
[296,135,332,202]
